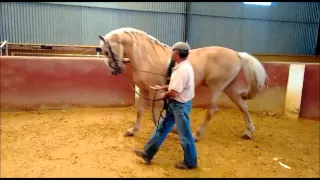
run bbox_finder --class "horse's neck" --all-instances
[126,42,171,85]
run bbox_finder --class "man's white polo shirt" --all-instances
[168,60,195,103]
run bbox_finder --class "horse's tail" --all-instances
[238,52,268,100]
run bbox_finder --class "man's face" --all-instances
[171,50,179,62]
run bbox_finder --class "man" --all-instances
[133,42,197,169]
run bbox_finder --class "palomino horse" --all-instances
[98,27,267,142]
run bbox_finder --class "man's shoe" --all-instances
[174,160,197,170]
[132,149,151,164]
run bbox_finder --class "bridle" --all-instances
[105,40,124,76]
[102,38,168,130]
[105,40,168,77]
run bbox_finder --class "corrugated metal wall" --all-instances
[188,2,320,55]
[1,2,320,55]
[0,2,185,46]
[43,2,185,13]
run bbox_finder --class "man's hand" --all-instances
[159,92,167,99]
[159,89,179,100]
[153,85,164,90]
[151,85,169,91]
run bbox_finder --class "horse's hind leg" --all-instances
[193,88,221,142]
[124,89,147,137]
[224,87,255,140]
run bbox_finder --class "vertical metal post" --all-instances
[5,44,8,56]
[184,2,191,43]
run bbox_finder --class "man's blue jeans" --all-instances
[143,99,197,168]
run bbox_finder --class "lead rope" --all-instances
[116,71,167,128]
[152,60,174,133]
[152,90,168,134]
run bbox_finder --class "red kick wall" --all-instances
[300,64,320,121]
[0,56,134,111]
[1,56,319,121]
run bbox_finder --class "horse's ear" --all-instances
[99,35,106,42]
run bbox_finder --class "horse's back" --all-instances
[189,46,242,88]
[189,45,241,69]
[191,46,238,59]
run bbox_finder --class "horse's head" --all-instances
[99,33,125,76]
[99,27,173,76]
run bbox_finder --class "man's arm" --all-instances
[161,85,169,91]
[153,85,169,91]
[163,89,179,98]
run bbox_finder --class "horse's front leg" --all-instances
[124,89,147,137]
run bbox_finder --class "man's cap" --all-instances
[172,42,191,51]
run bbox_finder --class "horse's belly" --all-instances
[225,68,248,93]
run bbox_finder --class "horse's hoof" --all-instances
[241,134,252,140]
[124,131,135,137]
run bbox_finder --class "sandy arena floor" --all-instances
[1,107,319,178]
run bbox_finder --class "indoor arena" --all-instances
[0,2,319,178]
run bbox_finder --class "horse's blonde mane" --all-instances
[103,28,172,69]
[104,27,170,49]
